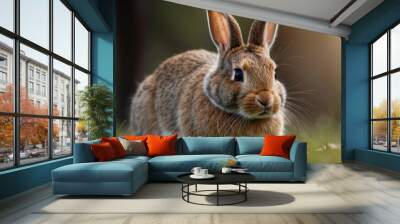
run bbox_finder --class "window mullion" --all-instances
[48,0,54,160]
[370,81,373,148]
[71,10,76,155]
[388,30,391,152]
[88,30,90,73]
[13,0,21,167]
[370,45,373,149]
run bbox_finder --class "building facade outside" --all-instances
[0,41,85,168]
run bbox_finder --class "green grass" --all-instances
[287,115,341,164]
[308,148,341,163]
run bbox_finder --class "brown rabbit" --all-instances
[130,11,286,136]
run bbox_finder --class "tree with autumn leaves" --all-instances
[373,99,400,144]
[0,85,59,152]
[0,85,14,151]
[392,100,400,144]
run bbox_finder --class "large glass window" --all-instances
[0,116,13,170]
[53,59,72,117]
[0,0,91,170]
[0,0,14,32]
[370,23,400,153]
[20,0,49,49]
[74,69,89,118]
[19,117,49,165]
[372,76,387,119]
[74,18,89,70]
[53,119,72,158]
[53,0,72,60]
[0,35,14,113]
[372,34,387,76]
[391,24,400,70]
[20,44,49,115]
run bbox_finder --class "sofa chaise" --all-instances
[52,137,307,196]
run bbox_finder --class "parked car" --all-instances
[19,150,32,159]
[30,151,42,158]
[53,149,62,156]
[7,153,13,161]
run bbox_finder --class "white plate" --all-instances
[190,174,215,179]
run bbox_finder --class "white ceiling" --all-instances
[227,0,352,22]
[163,0,384,38]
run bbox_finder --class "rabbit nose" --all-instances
[256,97,267,107]
[256,95,272,110]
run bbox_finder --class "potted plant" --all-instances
[79,84,113,140]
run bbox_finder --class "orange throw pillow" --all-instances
[146,135,177,157]
[260,135,296,159]
[101,137,127,158]
[91,142,117,161]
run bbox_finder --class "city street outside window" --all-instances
[0,0,91,170]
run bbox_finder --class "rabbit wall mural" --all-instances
[130,11,286,136]
[117,0,341,163]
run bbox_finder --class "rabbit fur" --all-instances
[130,11,286,136]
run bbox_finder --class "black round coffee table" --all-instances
[177,173,255,206]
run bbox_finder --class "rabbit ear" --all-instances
[207,11,243,52]
[248,21,278,49]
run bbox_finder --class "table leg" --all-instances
[195,184,198,192]
[181,184,183,199]
[187,184,190,202]
[217,184,219,206]
[245,183,247,201]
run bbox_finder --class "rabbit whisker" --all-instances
[286,98,315,108]
[284,102,313,126]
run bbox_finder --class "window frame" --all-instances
[0,0,92,171]
[370,20,400,154]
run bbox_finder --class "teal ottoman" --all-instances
[52,156,148,196]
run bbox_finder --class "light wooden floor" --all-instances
[1,162,400,224]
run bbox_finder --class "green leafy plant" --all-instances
[79,84,113,140]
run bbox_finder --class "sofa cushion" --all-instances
[236,137,264,155]
[116,155,150,163]
[149,154,235,172]
[53,158,147,183]
[178,137,236,155]
[236,155,293,172]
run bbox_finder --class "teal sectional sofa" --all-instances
[52,137,307,196]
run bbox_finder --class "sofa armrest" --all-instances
[73,140,100,163]
[289,142,307,181]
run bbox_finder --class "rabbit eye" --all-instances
[232,68,244,82]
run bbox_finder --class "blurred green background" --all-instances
[116,0,341,163]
